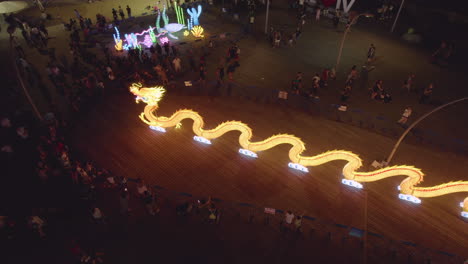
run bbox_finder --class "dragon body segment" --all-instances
[130,84,468,216]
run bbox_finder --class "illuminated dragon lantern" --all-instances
[130,83,468,219]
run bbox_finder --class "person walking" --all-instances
[397,106,412,125]
[367,44,376,64]
[126,5,132,18]
[315,7,321,22]
[291,72,303,95]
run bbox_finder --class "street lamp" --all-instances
[386,97,468,164]
[335,12,374,72]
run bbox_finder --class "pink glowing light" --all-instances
[159,37,169,44]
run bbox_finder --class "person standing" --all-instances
[199,65,207,87]
[367,44,376,64]
[419,83,433,104]
[333,10,340,29]
[283,211,295,231]
[126,5,132,18]
[73,9,81,19]
[315,7,321,22]
[402,74,415,93]
[118,6,125,20]
[397,106,412,125]
[172,56,182,73]
[112,8,118,22]
[119,189,130,214]
[216,65,225,85]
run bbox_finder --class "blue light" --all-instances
[239,148,258,158]
[288,163,309,173]
[341,179,363,189]
[461,211,468,219]
[149,126,166,132]
[398,194,421,204]
[193,136,211,145]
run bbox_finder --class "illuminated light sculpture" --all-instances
[174,0,185,25]
[159,37,169,45]
[113,27,123,51]
[142,35,153,48]
[149,26,157,43]
[187,18,193,30]
[239,148,258,158]
[191,25,204,38]
[125,33,139,50]
[113,25,167,51]
[129,83,468,218]
[194,136,212,145]
[187,5,202,26]
[156,7,186,39]
[342,179,363,189]
[183,30,190,37]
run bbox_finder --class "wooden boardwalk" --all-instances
[70,92,468,258]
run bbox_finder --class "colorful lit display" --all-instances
[174,0,185,25]
[191,25,204,38]
[128,83,468,219]
[113,27,123,51]
[159,37,169,45]
[112,4,204,51]
[187,5,202,26]
[156,7,186,39]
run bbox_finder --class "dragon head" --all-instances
[129,83,166,106]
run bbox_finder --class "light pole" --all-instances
[386,97,468,164]
[335,13,373,73]
[390,0,405,33]
[264,0,270,34]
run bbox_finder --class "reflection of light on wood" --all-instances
[191,25,204,38]
[130,83,468,217]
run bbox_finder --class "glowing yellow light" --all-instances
[176,123,182,129]
[129,83,468,216]
[191,25,204,38]
[183,30,190,37]
[114,39,123,51]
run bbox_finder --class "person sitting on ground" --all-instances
[397,106,412,125]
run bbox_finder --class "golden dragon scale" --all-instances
[130,83,468,215]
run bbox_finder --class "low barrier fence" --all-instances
[165,79,468,157]
[120,178,465,263]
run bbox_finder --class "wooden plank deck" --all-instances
[70,92,468,258]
